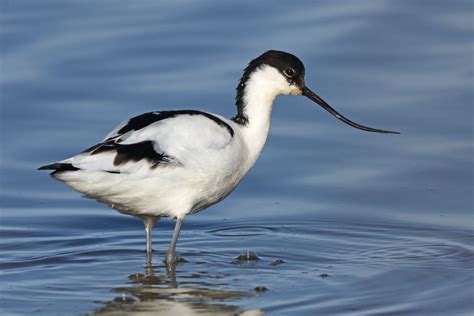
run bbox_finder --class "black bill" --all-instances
[303,87,400,134]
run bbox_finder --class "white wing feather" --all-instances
[63,113,234,173]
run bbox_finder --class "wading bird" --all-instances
[39,50,398,264]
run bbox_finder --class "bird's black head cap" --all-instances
[233,50,305,125]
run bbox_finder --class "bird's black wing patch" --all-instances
[112,141,170,168]
[87,140,173,169]
[110,110,234,139]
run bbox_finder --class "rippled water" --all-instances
[2,212,473,315]
[1,1,473,315]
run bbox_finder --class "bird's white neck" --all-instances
[236,66,290,169]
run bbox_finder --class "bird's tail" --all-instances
[38,163,80,172]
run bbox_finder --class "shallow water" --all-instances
[1,1,473,315]
[1,211,473,315]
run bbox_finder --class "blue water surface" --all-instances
[1,1,473,315]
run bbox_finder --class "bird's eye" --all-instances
[284,68,296,77]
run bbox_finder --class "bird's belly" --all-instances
[56,152,246,219]
[128,166,242,217]
[188,170,242,214]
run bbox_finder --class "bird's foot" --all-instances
[165,249,175,265]
[165,250,187,265]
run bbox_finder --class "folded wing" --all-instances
[39,110,234,175]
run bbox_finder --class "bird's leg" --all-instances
[142,216,159,263]
[166,217,183,264]
[166,262,177,286]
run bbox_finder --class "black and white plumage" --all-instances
[39,50,398,264]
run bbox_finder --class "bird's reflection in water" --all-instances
[92,258,262,316]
